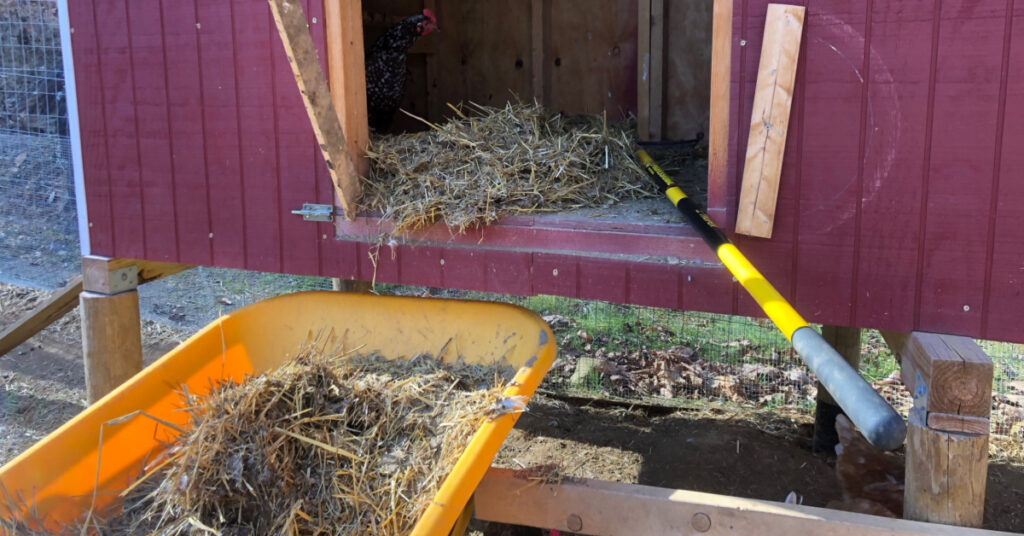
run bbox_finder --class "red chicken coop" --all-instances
[32,0,1022,533]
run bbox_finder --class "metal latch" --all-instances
[291,203,334,222]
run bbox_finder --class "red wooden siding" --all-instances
[70,0,1024,343]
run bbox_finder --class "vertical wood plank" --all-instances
[984,1,1024,341]
[127,1,178,262]
[235,0,281,273]
[94,0,145,259]
[648,0,665,140]
[277,0,322,277]
[636,0,652,140]
[67,0,114,255]
[852,0,934,332]
[161,0,212,265]
[734,3,804,238]
[548,0,638,118]
[324,0,370,178]
[532,0,548,105]
[918,0,1005,335]
[662,0,713,141]
[794,0,865,325]
[196,1,245,268]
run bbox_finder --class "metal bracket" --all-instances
[291,203,334,222]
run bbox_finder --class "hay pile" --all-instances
[363,101,654,234]
[96,343,507,535]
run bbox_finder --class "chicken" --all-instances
[826,414,905,517]
[365,9,438,132]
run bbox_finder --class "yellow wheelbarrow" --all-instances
[0,291,556,535]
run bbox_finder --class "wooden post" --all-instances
[80,290,142,403]
[882,331,992,528]
[324,0,370,178]
[812,325,861,454]
[79,256,191,403]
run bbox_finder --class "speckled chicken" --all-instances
[365,9,438,132]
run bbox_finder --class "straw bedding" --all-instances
[85,342,509,535]
[363,101,655,234]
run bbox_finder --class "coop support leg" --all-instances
[881,331,992,528]
[80,256,192,403]
[812,325,861,455]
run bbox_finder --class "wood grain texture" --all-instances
[68,0,113,255]
[195,1,245,267]
[904,412,987,528]
[882,331,993,418]
[324,0,369,178]
[647,0,665,140]
[662,0,713,141]
[474,466,1010,536]
[0,276,83,358]
[161,0,212,265]
[269,0,361,219]
[95,0,145,259]
[80,290,143,403]
[735,3,804,238]
[981,0,1024,342]
[127,1,178,262]
[637,0,652,140]
[926,413,989,435]
[547,0,638,118]
[918,0,1006,336]
[706,0,733,225]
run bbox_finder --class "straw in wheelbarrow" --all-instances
[80,340,510,535]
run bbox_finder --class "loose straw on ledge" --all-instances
[363,101,654,234]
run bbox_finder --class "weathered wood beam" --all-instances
[735,3,805,238]
[81,256,192,294]
[473,468,1012,536]
[881,331,993,418]
[269,0,361,219]
[881,331,993,528]
[324,0,369,178]
[0,275,83,357]
[79,256,189,403]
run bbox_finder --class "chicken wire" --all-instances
[0,0,1020,438]
[0,0,77,290]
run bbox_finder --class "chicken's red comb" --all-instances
[422,8,437,25]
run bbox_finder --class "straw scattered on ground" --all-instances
[363,101,655,234]
[85,341,509,535]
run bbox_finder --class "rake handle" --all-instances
[635,149,906,451]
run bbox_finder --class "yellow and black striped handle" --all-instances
[636,149,906,450]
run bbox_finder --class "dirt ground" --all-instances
[2,282,1024,533]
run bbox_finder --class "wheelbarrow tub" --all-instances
[0,291,556,535]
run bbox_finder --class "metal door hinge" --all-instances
[291,203,334,222]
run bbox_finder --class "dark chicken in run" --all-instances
[365,9,438,132]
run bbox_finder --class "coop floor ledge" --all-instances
[338,199,718,265]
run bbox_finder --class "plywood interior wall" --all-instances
[361,0,711,140]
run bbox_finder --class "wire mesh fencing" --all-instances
[0,0,78,290]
